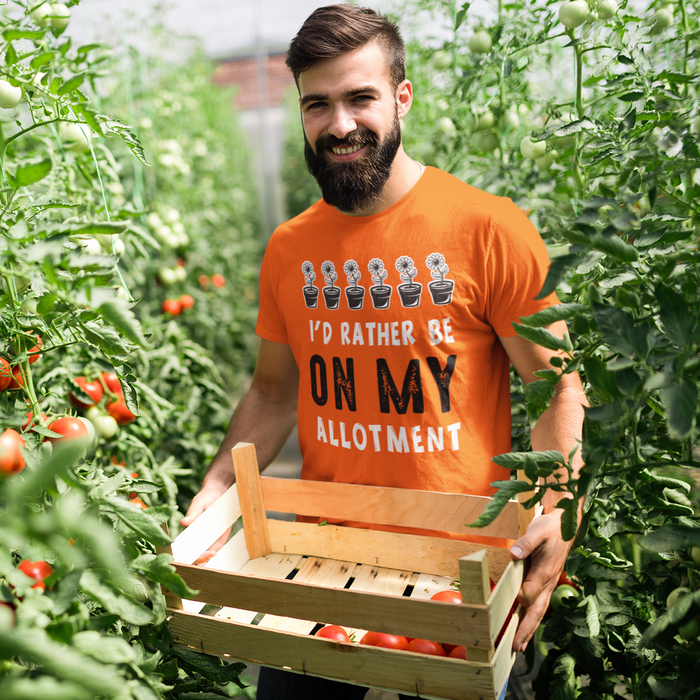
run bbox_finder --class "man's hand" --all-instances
[508,508,571,652]
[180,483,233,565]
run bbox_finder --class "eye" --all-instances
[305,101,326,111]
[354,95,373,103]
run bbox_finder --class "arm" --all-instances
[180,338,299,543]
[499,319,587,652]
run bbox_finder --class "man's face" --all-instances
[298,41,406,214]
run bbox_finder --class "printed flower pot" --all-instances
[323,286,341,310]
[397,283,423,308]
[369,285,392,310]
[345,286,365,310]
[302,286,319,309]
[428,280,454,305]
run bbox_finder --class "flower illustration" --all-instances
[301,260,315,287]
[395,255,417,283]
[368,258,388,286]
[344,259,361,287]
[321,260,337,287]
[426,252,449,281]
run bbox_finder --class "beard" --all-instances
[303,112,402,215]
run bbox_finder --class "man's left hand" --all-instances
[508,508,571,652]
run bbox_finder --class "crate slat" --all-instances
[203,527,249,573]
[169,609,498,700]
[261,477,520,540]
[233,442,271,559]
[350,565,412,596]
[487,560,523,642]
[409,572,458,600]
[268,519,513,579]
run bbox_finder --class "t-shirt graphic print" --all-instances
[257,167,557,514]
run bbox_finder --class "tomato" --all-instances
[92,415,119,439]
[47,416,89,444]
[499,110,520,132]
[18,560,52,590]
[31,3,52,26]
[557,571,577,589]
[558,1,589,29]
[691,547,700,566]
[535,150,557,169]
[210,274,226,288]
[162,299,182,316]
[475,111,495,131]
[550,584,579,609]
[97,234,125,256]
[448,646,467,659]
[679,616,700,641]
[468,30,492,54]
[9,366,25,389]
[431,590,462,604]
[407,639,446,656]
[597,0,617,19]
[475,131,498,152]
[667,587,691,610]
[198,274,210,290]
[79,236,103,255]
[0,81,22,109]
[0,358,11,392]
[129,495,147,509]
[0,429,26,476]
[106,397,136,425]
[651,7,673,32]
[179,294,195,310]
[101,372,123,395]
[430,50,452,70]
[59,122,91,152]
[360,631,409,650]
[28,334,43,364]
[69,376,104,409]
[77,417,97,450]
[437,117,456,135]
[174,266,187,282]
[520,136,547,159]
[159,267,177,286]
[22,411,48,431]
[315,625,350,642]
[0,600,16,627]
[50,3,71,30]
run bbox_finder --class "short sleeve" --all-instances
[255,236,289,344]
[485,199,559,337]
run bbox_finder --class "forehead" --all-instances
[297,40,393,98]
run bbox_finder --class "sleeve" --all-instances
[485,199,559,337]
[255,235,290,344]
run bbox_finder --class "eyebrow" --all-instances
[300,86,381,107]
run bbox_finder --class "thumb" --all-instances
[509,529,545,561]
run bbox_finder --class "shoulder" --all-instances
[268,199,328,247]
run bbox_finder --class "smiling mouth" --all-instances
[327,143,367,160]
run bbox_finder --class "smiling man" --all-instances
[182,5,586,700]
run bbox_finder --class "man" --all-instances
[182,5,586,699]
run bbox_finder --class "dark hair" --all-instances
[286,5,405,91]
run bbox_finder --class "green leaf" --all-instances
[80,569,156,626]
[454,2,470,30]
[491,450,565,469]
[47,568,83,616]
[519,304,587,328]
[618,91,645,102]
[9,158,52,188]
[467,479,535,529]
[585,595,601,637]
[171,646,246,684]
[2,29,46,40]
[655,284,700,347]
[590,234,638,262]
[100,494,171,545]
[639,524,700,552]
[592,305,648,357]
[57,73,86,96]
[81,321,130,355]
[97,299,148,348]
[660,379,697,439]
[647,677,689,699]
[514,324,573,353]
[131,553,198,598]
[0,678,93,700]
[640,589,700,646]
[537,252,583,299]
[30,51,55,69]
[558,498,578,541]
[549,653,578,700]
[5,42,18,66]
[72,631,137,664]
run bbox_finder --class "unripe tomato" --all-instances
[691,547,700,566]
[520,136,547,159]
[59,122,91,152]
[550,584,579,609]
[77,417,97,451]
[315,625,350,642]
[559,1,590,28]
[30,3,52,26]
[448,646,467,659]
[437,117,456,135]
[97,234,125,256]
[535,150,557,169]
[585,10,598,22]
[651,7,673,32]
[430,50,452,70]
[0,358,11,392]
[159,267,177,286]
[468,30,492,54]
[0,81,22,109]
[499,110,520,131]
[69,376,104,409]
[0,429,26,476]
[47,416,89,444]
[50,3,70,30]
[679,616,700,641]
[360,631,409,650]
[174,265,187,282]
[79,236,103,255]
[93,415,119,439]
[475,131,499,152]
[407,639,446,656]
[179,294,195,310]
[106,397,136,425]
[18,560,52,590]
[596,0,617,19]
[667,587,691,610]
[163,299,182,316]
[476,111,495,131]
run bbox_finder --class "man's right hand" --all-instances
[180,484,233,564]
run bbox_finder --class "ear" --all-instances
[396,79,413,120]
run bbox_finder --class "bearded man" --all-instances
[182,5,586,699]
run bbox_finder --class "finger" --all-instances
[180,503,205,528]
[513,593,549,652]
[192,528,231,566]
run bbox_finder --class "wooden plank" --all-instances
[491,608,520,696]
[268,519,513,580]
[171,484,242,566]
[232,442,271,559]
[239,552,303,578]
[258,557,357,634]
[409,573,457,600]
[169,610,498,700]
[460,550,490,605]
[261,477,520,540]
[171,563,492,647]
[350,565,412,596]
[203,527,249,573]
[487,560,524,643]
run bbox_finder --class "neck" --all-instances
[335,146,422,217]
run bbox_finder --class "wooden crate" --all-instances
[164,443,535,700]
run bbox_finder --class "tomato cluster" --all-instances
[18,559,53,591]
[162,294,195,317]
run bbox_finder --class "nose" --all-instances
[327,104,357,140]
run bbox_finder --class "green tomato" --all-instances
[520,136,547,159]
[0,81,22,109]
[535,149,557,169]
[430,50,452,70]
[691,547,700,566]
[667,586,691,610]
[93,415,119,440]
[585,10,598,22]
[651,7,674,32]
[468,30,492,54]
[59,122,91,152]
[96,234,125,256]
[475,131,499,152]
[21,298,38,315]
[499,110,520,132]
[437,117,457,135]
[78,237,103,255]
[476,111,495,131]
[30,3,52,27]
[174,266,187,282]
[559,1,590,29]
[679,616,700,641]
[550,584,580,609]
[159,267,177,286]
[596,0,618,19]
[76,416,97,452]
[50,4,70,30]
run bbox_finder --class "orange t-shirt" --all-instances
[256,167,556,541]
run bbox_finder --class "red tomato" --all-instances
[360,631,409,650]
[47,416,89,444]
[101,372,123,396]
[162,299,182,316]
[198,274,209,290]
[18,560,52,590]
[407,639,447,656]
[129,495,147,509]
[0,429,26,476]
[0,358,11,391]
[315,625,350,642]
[431,590,462,604]
[106,397,136,425]
[176,257,186,267]
[9,366,25,389]
[69,376,104,409]
[28,334,43,364]
[179,294,195,310]
[22,411,48,431]
[210,274,225,288]
[448,646,467,660]
[557,571,578,589]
